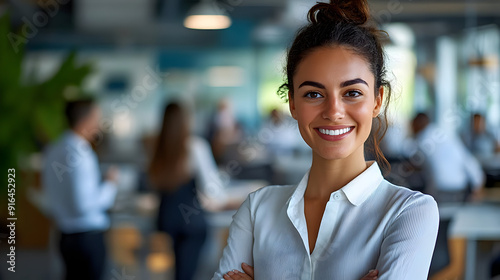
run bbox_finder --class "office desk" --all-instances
[449,203,500,280]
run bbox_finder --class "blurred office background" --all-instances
[1,0,500,279]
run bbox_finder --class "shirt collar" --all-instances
[287,170,309,209]
[288,161,384,208]
[66,130,87,143]
[64,130,92,151]
[341,161,384,206]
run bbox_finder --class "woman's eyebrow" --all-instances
[340,78,368,87]
[298,81,326,89]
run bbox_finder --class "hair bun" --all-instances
[308,0,369,26]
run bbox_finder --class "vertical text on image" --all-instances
[6,168,17,273]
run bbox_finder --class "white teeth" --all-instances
[319,127,352,136]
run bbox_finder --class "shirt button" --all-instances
[334,194,340,200]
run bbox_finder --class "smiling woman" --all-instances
[212,1,439,280]
[289,47,382,165]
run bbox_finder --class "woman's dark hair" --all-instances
[278,0,392,171]
[148,102,191,191]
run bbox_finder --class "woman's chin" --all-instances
[314,149,351,161]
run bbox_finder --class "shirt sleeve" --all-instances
[376,193,439,280]
[459,140,485,190]
[190,137,228,207]
[212,196,254,280]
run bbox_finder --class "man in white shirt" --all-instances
[411,113,485,203]
[42,99,118,280]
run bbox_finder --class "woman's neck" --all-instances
[305,147,368,200]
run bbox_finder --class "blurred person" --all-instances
[464,113,500,189]
[207,98,242,164]
[213,1,439,279]
[268,108,284,126]
[149,102,240,280]
[260,108,300,157]
[411,112,485,203]
[463,113,500,159]
[42,98,118,280]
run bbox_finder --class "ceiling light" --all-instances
[184,0,231,30]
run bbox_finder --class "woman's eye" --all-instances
[305,91,323,99]
[344,90,362,98]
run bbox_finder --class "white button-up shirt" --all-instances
[213,162,439,280]
[415,124,485,192]
[42,131,117,234]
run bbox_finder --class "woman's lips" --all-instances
[315,126,354,141]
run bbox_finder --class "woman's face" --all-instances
[289,46,383,161]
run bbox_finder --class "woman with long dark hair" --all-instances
[149,103,229,280]
[213,1,439,279]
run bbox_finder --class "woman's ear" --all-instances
[288,91,297,120]
[373,86,384,118]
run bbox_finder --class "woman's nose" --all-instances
[321,97,345,121]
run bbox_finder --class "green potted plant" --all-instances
[0,12,93,246]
